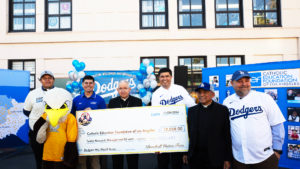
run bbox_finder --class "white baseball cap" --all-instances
[39,70,54,80]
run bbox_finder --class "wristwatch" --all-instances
[273,149,283,155]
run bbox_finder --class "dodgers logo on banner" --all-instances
[86,71,140,104]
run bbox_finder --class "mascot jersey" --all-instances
[34,87,78,167]
[40,113,77,161]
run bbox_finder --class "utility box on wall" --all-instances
[202,60,300,169]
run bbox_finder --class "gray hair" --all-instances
[118,80,129,88]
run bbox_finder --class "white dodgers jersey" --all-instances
[223,90,285,164]
[151,84,196,108]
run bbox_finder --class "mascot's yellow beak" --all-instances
[45,104,69,127]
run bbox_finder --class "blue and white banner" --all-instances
[249,69,300,88]
[86,71,140,104]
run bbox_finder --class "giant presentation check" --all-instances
[76,105,189,155]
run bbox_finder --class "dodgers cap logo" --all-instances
[231,70,250,81]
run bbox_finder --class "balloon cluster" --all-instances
[66,60,86,97]
[136,59,157,105]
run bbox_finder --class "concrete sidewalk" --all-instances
[0,146,290,169]
[0,145,158,169]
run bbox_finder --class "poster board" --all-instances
[0,69,30,148]
[202,60,300,169]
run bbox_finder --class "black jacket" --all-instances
[187,101,232,167]
[108,95,142,108]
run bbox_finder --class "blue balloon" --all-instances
[72,60,79,67]
[136,72,143,81]
[147,87,153,92]
[72,81,79,89]
[66,84,73,93]
[74,63,81,72]
[149,62,154,68]
[139,65,147,75]
[79,83,83,91]
[80,62,86,71]
[142,103,146,106]
[139,88,147,97]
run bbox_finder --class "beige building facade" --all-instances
[0,0,300,90]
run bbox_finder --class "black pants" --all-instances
[157,153,183,169]
[29,130,44,169]
[232,153,278,169]
[189,151,222,169]
[42,161,73,169]
[112,154,139,169]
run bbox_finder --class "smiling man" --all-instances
[108,80,142,169]
[223,70,285,169]
[23,70,56,169]
[151,68,196,169]
[184,82,232,169]
[71,75,106,169]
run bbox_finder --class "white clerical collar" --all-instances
[121,96,129,101]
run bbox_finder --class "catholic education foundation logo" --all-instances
[249,72,262,87]
[78,112,92,126]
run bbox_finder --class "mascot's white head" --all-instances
[43,88,73,127]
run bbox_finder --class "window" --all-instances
[253,0,281,26]
[45,0,72,31]
[216,55,244,67]
[178,56,206,92]
[8,60,36,89]
[140,0,168,29]
[9,0,36,32]
[215,0,243,27]
[140,57,169,78]
[178,0,205,28]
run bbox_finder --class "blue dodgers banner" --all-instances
[85,71,140,104]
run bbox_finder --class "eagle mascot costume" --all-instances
[33,88,78,169]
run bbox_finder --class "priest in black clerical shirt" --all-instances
[183,82,232,169]
[108,80,142,169]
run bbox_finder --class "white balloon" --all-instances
[146,66,154,75]
[150,80,157,89]
[146,91,152,97]
[143,59,150,66]
[132,94,141,99]
[68,71,75,81]
[72,71,79,81]
[148,74,156,81]
[137,84,144,90]
[142,95,151,105]
[78,71,85,79]
[143,79,150,88]
[66,81,72,85]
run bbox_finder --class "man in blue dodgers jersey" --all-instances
[151,68,196,169]
[223,70,285,169]
[71,75,106,169]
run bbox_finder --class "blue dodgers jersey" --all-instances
[71,92,106,115]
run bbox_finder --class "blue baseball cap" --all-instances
[195,82,214,92]
[231,70,250,81]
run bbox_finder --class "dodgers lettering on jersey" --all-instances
[160,95,184,105]
[223,90,286,164]
[229,105,263,120]
[151,84,196,108]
